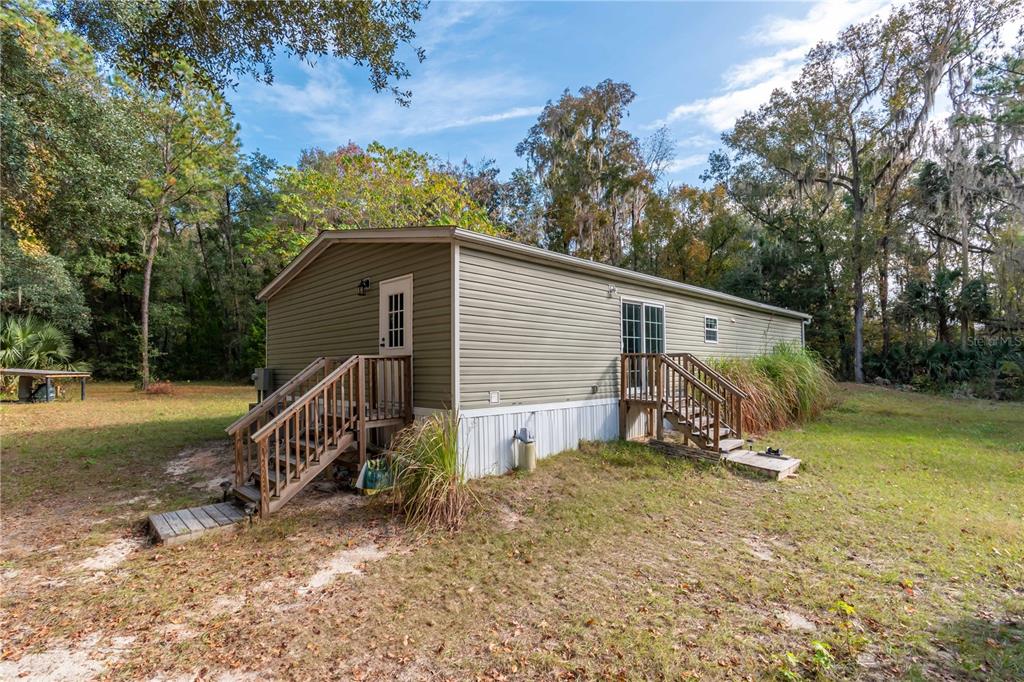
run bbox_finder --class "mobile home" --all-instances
[227,227,809,514]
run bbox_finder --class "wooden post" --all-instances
[712,400,721,453]
[233,433,244,487]
[258,440,270,518]
[357,357,367,467]
[80,378,86,401]
[618,354,627,439]
[736,397,744,440]
[403,356,414,424]
[655,357,665,441]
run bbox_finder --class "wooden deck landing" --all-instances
[648,440,800,480]
[148,502,248,546]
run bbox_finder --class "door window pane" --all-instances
[643,304,664,353]
[621,302,642,353]
[388,293,405,348]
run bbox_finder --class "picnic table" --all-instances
[0,368,92,402]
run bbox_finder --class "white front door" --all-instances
[378,274,413,356]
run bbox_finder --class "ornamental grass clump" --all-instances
[712,344,835,434]
[390,410,474,530]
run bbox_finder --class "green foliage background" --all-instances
[1,0,1021,398]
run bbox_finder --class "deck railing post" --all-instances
[712,400,721,453]
[357,357,367,467]
[618,354,627,439]
[655,356,665,441]
[233,432,244,487]
[403,356,414,423]
[257,440,270,517]
[736,397,743,440]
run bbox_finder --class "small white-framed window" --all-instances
[704,315,719,344]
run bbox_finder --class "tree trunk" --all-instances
[853,261,865,383]
[879,232,891,355]
[852,201,866,383]
[959,204,970,349]
[140,210,163,388]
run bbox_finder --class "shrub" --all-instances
[864,339,1024,400]
[390,411,473,530]
[711,343,835,434]
[143,380,175,395]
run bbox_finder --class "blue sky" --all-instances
[228,1,894,185]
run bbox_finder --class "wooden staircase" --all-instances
[225,354,412,517]
[619,352,748,454]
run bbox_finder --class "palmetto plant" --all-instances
[0,315,86,378]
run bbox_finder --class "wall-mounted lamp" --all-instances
[357,278,371,296]
[607,283,617,297]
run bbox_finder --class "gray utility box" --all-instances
[252,368,274,401]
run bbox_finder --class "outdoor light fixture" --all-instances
[607,283,617,297]
[357,278,371,296]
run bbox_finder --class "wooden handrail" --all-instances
[659,356,725,403]
[250,356,360,443]
[227,356,333,435]
[669,353,749,399]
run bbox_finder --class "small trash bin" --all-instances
[513,427,536,473]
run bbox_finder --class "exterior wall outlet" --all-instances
[488,391,500,405]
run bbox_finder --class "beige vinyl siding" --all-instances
[458,246,803,409]
[266,242,451,408]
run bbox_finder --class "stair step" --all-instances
[718,438,744,453]
[258,468,289,485]
[233,484,262,504]
[692,426,733,439]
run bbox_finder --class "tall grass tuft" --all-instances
[390,411,474,530]
[712,343,835,435]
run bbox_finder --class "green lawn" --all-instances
[1,383,1021,680]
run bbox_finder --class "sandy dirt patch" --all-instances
[777,609,817,631]
[165,442,233,491]
[77,537,144,572]
[496,504,524,530]
[298,543,388,594]
[150,671,266,682]
[744,537,775,562]
[0,634,136,681]
[210,595,242,616]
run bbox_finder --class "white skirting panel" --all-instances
[458,399,619,479]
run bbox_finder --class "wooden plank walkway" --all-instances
[648,440,801,480]
[148,502,248,546]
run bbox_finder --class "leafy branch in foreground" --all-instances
[53,0,426,102]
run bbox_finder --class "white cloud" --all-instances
[658,67,800,131]
[235,2,541,151]
[665,153,709,174]
[417,1,511,53]
[752,0,893,47]
[656,0,897,133]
